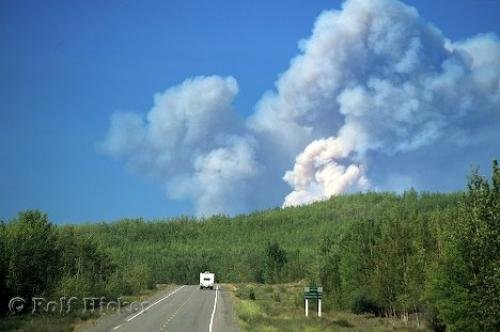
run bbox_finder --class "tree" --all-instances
[264,242,287,283]
[54,226,115,298]
[0,220,8,312]
[5,210,60,300]
[429,161,500,331]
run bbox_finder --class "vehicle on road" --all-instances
[200,271,215,290]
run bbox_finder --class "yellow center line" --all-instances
[159,287,197,332]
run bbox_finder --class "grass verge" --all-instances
[232,282,429,332]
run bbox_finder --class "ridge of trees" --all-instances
[0,162,498,330]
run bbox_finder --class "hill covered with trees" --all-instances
[0,162,498,331]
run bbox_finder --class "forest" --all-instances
[0,161,498,331]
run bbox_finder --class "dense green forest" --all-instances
[0,162,498,331]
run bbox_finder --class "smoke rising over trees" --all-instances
[101,0,500,215]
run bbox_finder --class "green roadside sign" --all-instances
[304,286,323,299]
[304,286,323,317]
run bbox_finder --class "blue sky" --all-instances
[1,0,499,223]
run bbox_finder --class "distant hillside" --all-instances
[74,191,460,286]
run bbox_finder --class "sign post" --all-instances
[318,298,322,317]
[304,286,323,317]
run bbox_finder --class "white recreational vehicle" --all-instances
[199,271,215,290]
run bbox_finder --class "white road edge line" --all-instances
[209,284,219,332]
[113,324,122,330]
[125,285,185,322]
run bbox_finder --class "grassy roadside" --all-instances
[0,312,98,332]
[231,282,429,332]
[0,285,173,332]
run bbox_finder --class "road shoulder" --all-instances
[213,284,239,332]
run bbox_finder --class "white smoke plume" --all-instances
[101,0,500,215]
[282,136,369,206]
[252,0,500,206]
[100,76,260,215]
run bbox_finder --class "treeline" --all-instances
[0,211,115,311]
[318,163,499,331]
[1,162,498,331]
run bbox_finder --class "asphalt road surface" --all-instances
[82,284,238,332]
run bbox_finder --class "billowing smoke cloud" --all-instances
[252,0,500,206]
[101,0,500,214]
[100,76,261,215]
[282,136,370,206]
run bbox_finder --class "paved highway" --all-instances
[82,284,238,332]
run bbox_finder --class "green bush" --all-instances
[249,288,256,300]
[350,291,381,315]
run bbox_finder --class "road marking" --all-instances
[159,287,196,332]
[125,285,185,322]
[209,284,219,332]
[113,324,122,330]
